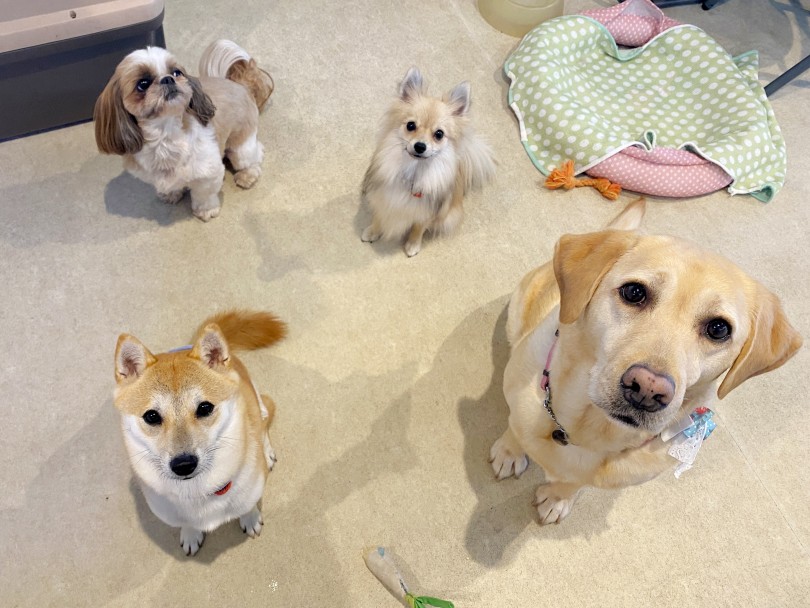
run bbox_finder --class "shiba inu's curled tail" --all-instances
[199,39,274,110]
[196,310,287,352]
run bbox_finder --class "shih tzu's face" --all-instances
[94,46,215,156]
[117,47,194,121]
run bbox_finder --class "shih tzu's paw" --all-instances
[193,206,221,222]
[158,190,185,205]
[180,526,205,556]
[234,166,261,189]
[239,506,264,538]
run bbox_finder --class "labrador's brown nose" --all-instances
[621,365,674,412]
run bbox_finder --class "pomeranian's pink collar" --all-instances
[213,481,232,496]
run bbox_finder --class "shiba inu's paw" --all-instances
[159,189,184,205]
[239,506,264,538]
[361,225,382,243]
[263,434,277,471]
[533,483,580,525]
[234,166,261,189]
[180,526,205,556]
[489,429,529,480]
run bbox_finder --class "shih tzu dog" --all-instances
[94,40,273,221]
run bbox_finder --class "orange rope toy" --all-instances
[545,160,622,201]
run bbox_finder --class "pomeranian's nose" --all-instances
[413,142,427,155]
[160,75,175,85]
[170,453,198,477]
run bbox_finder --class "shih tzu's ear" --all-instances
[399,67,425,102]
[94,77,143,155]
[445,81,471,116]
[186,76,216,126]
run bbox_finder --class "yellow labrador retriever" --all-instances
[492,199,802,524]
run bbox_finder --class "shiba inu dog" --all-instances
[113,310,286,555]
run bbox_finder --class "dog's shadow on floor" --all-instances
[455,297,617,568]
[104,173,196,226]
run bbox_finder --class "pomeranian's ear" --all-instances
[94,77,143,155]
[115,334,156,384]
[191,323,231,370]
[399,67,425,102]
[186,75,216,126]
[445,81,471,116]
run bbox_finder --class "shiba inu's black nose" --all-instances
[170,454,198,477]
[413,142,427,154]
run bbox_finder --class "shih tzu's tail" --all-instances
[199,39,274,110]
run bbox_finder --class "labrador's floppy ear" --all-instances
[717,289,802,399]
[553,230,639,324]
[115,334,156,384]
[186,75,216,126]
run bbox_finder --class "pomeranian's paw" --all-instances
[239,506,264,538]
[180,526,205,556]
[234,166,261,189]
[159,189,185,205]
[533,483,580,525]
[489,430,529,480]
[404,239,422,257]
[193,206,221,222]
[361,225,382,243]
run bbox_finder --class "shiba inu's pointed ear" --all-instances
[399,67,425,101]
[115,334,156,384]
[191,324,231,369]
[717,289,802,399]
[553,230,639,324]
[445,81,471,116]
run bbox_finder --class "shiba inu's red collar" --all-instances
[213,481,232,496]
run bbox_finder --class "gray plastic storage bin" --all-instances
[0,0,165,141]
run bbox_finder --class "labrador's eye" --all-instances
[619,282,647,305]
[706,318,732,341]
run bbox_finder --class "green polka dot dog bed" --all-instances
[505,15,786,201]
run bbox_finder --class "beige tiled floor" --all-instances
[1,1,808,606]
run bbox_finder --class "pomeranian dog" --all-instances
[95,40,274,221]
[361,67,496,256]
[113,310,286,556]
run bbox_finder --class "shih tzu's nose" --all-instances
[160,75,175,86]
[413,142,427,155]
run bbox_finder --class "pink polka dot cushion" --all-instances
[580,0,732,198]
[582,0,681,47]
[586,146,732,198]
